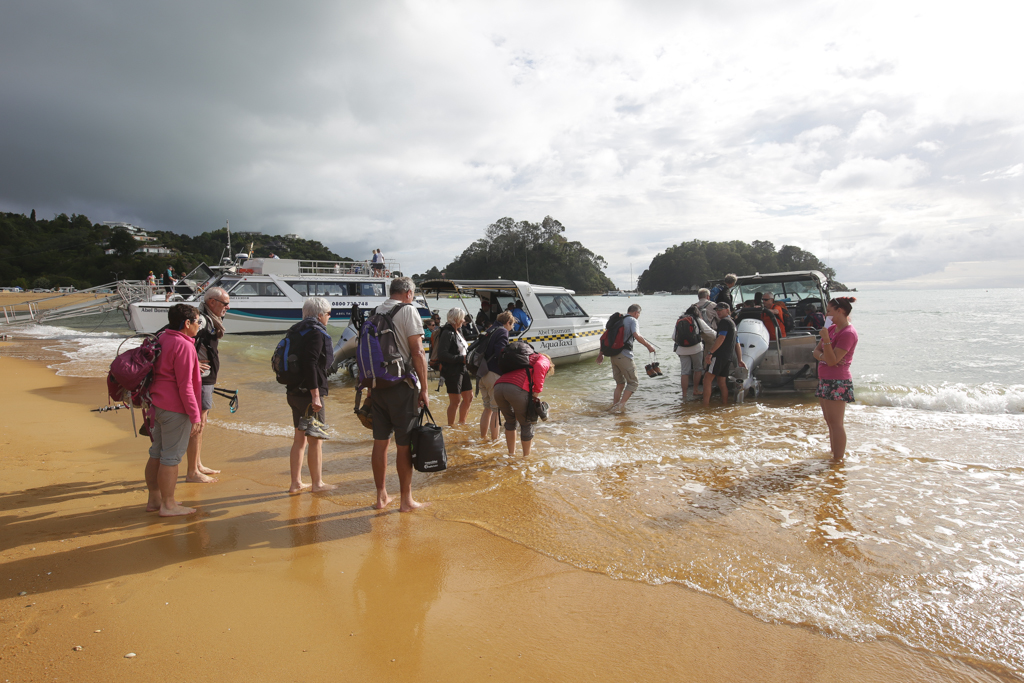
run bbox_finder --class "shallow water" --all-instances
[5,288,1024,677]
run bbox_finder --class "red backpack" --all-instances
[599,313,631,356]
[673,315,701,348]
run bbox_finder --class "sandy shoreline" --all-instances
[0,346,1016,682]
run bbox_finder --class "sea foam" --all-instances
[858,382,1024,415]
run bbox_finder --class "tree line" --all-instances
[0,212,345,290]
[412,216,616,294]
[636,239,849,293]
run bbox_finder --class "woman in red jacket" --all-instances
[493,352,554,457]
[145,304,203,516]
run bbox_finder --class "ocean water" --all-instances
[5,288,1023,677]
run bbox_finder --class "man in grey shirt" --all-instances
[369,277,429,512]
[596,303,656,412]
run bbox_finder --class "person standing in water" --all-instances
[812,297,859,463]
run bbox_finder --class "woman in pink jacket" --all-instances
[145,304,203,516]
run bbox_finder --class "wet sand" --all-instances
[0,350,1015,682]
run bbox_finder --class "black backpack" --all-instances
[599,312,630,356]
[465,325,495,375]
[272,320,331,386]
[673,315,701,348]
[497,341,535,374]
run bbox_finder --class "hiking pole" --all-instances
[212,387,239,413]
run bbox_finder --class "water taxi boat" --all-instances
[127,257,431,334]
[707,270,831,398]
[418,279,606,365]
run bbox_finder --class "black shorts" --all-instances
[370,381,419,446]
[441,366,472,394]
[287,391,326,429]
[706,355,733,378]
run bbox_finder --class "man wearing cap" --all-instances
[759,291,789,341]
[702,302,745,407]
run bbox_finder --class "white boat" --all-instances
[653,291,671,296]
[706,270,832,400]
[603,290,628,297]
[418,279,606,365]
[127,257,431,334]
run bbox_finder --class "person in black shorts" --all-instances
[435,307,474,425]
[702,302,746,406]
[284,297,337,494]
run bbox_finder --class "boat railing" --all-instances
[296,259,401,277]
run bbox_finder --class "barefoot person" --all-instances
[596,304,656,412]
[285,297,337,494]
[813,297,859,462]
[478,312,515,441]
[185,286,230,483]
[369,277,429,511]
[702,302,746,407]
[493,352,554,457]
[435,307,474,425]
[145,304,203,516]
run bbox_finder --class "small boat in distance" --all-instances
[653,291,671,296]
[602,290,628,297]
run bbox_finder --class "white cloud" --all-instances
[0,0,1021,288]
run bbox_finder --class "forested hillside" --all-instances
[414,216,615,294]
[637,239,849,293]
[0,212,346,290]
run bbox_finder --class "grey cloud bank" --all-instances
[1,0,1020,288]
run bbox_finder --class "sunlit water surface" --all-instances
[6,288,1023,676]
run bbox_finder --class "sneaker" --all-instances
[299,414,331,440]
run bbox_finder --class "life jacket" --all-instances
[599,312,631,356]
[673,315,701,348]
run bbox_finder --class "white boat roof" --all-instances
[418,278,577,295]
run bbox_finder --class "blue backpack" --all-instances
[709,284,724,301]
[356,303,417,389]
[272,320,332,387]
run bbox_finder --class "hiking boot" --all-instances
[645,363,657,378]
[652,362,663,376]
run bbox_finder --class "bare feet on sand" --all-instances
[186,472,218,483]
[199,465,221,475]
[312,482,337,492]
[400,498,428,513]
[373,493,393,510]
[289,482,312,494]
[146,493,162,512]
[159,502,197,517]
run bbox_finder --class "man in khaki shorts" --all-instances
[596,303,656,412]
[477,311,515,440]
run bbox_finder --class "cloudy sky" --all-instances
[1,0,1021,289]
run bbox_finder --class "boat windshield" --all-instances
[734,278,823,306]
[181,264,217,291]
[536,293,588,318]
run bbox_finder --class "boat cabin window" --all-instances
[536,293,588,318]
[286,281,352,296]
[229,281,286,297]
[358,282,385,297]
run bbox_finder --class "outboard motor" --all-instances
[735,318,769,399]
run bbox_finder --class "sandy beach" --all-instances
[0,346,1016,682]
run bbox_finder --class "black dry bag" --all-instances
[410,406,447,473]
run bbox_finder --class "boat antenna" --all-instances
[226,220,231,258]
